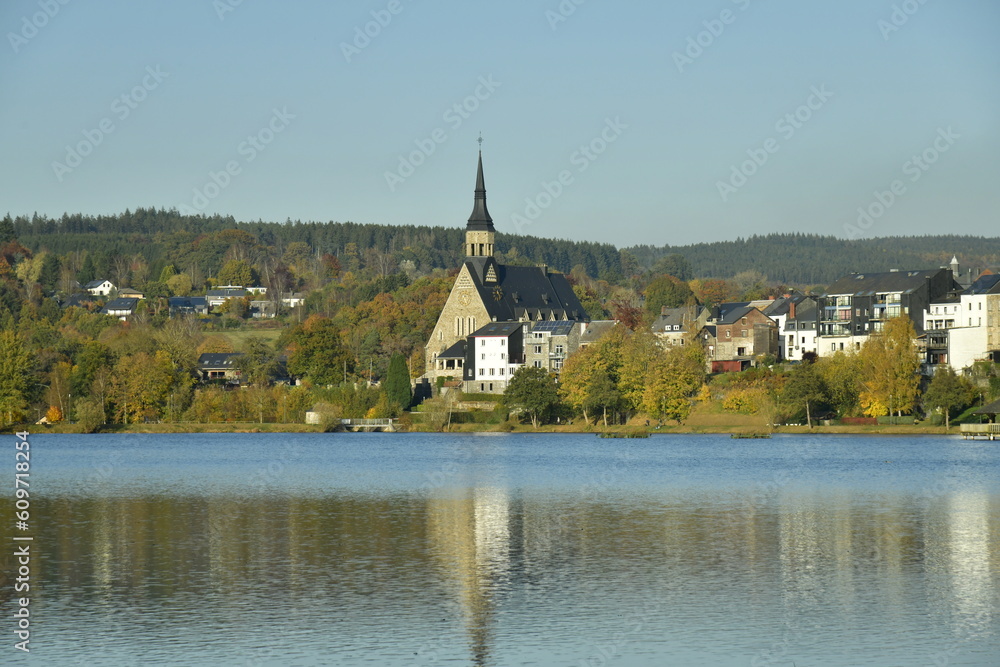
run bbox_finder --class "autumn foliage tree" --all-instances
[858,316,921,418]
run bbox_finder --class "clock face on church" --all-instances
[459,293,471,306]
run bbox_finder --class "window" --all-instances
[489,368,494,376]
[737,347,747,356]
[479,369,484,376]
[534,345,542,354]
[481,353,485,360]
[499,368,505,375]
[553,359,563,370]
[501,339,505,346]
[742,317,748,325]
[500,353,505,360]
[554,345,564,354]
[480,383,485,391]
[740,330,747,337]
[533,361,542,368]
[801,337,806,344]
[480,339,485,346]
[726,330,731,338]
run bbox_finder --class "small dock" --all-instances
[598,432,650,439]
[959,423,1000,440]
[731,433,772,439]
[339,418,397,432]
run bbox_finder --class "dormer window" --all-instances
[485,265,497,283]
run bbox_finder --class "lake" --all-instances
[2,432,998,666]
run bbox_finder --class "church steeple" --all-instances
[466,144,495,257]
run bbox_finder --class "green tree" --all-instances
[39,253,61,291]
[77,253,96,284]
[217,259,257,287]
[159,264,177,282]
[0,331,36,427]
[782,360,828,427]
[383,353,412,411]
[642,344,705,424]
[286,315,352,385]
[166,272,193,296]
[644,274,694,316]
[651,253,692,281]
[817,351,862,417]
[236,337,280,387]
[923,366,972,430]
[504,366,561,428]
[0,214,15,243]
[858,316,921,418]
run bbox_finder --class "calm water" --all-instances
[2,432,999,666]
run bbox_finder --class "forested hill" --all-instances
[627,234,1000,286]
[10,208,623,280]
[10,209,1000,287]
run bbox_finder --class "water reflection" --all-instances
[6,485,995,666]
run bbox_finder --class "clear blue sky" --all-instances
[2,0,997,247]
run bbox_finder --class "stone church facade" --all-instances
[423,152,589,383]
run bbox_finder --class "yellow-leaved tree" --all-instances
[858,316,920,417]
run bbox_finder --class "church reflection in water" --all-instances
[14,483,999,665]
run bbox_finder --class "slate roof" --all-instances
[470,321,524,338]
[717,305,757,325]
[198,353,244,369]
[825,269,943,296]
[974,398,1000,415]
[101,298,138,314]
[207,288,248,299]
[715,302,750,322]
[652,305,706,333]
[61,292,94,309]
[466,152,494,232]
[84,279,111,289]
[464,257,588,322]
[437,339,468,359]
[579,320,617,345]
[531,320,575,336]
[965,274,1000,295]
[168,296,208,310]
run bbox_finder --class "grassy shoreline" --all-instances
[7,422,968,436]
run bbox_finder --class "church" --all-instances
[423,151,590,391]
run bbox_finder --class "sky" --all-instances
[2,0,998,248]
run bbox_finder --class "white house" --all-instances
[464,322,526,394]
[84,279,115,297]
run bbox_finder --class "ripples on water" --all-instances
[1,433,998,666]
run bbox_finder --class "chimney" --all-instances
[789,301,796,320]
[661,305,668,316]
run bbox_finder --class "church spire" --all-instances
[465,142,495,258]
[467,148,494,230]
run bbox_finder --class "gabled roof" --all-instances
[652,305,706,333]
[531,320,575,336]
[470,321,524,338]
[974,398,1000,415]
[718,305,757,325]
[101,298,138,313]
[207,288,248,298]
[965,274,1000,295]
[198,352,243,369]
[579,320,617,344]
[463,259,588,322]
[437,339,467,359]
[825,269,945,296]
[168,296,208,308]
[715,302,750,322]
[84,279,112,288]
[61,292,95,309]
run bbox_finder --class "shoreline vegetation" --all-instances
[10,420,966,436]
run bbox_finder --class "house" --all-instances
[61,292,96,310]
[524,320,584,373]
[922,273,1000,372]
[423,151,588,389]
[280,292,307,309]
[117,288,144,299]
[759,295,819,362]
[168,296,209,316]
[462,321,526,394]
[197,353,243,383]
[84,279,115,296]
[206,288,248,308]
[101,297,139,320]
[577,320,617,349]
[817,268,957,355]
[706,305,779,372]
[250,299,277,319]
[652,305,709,348]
